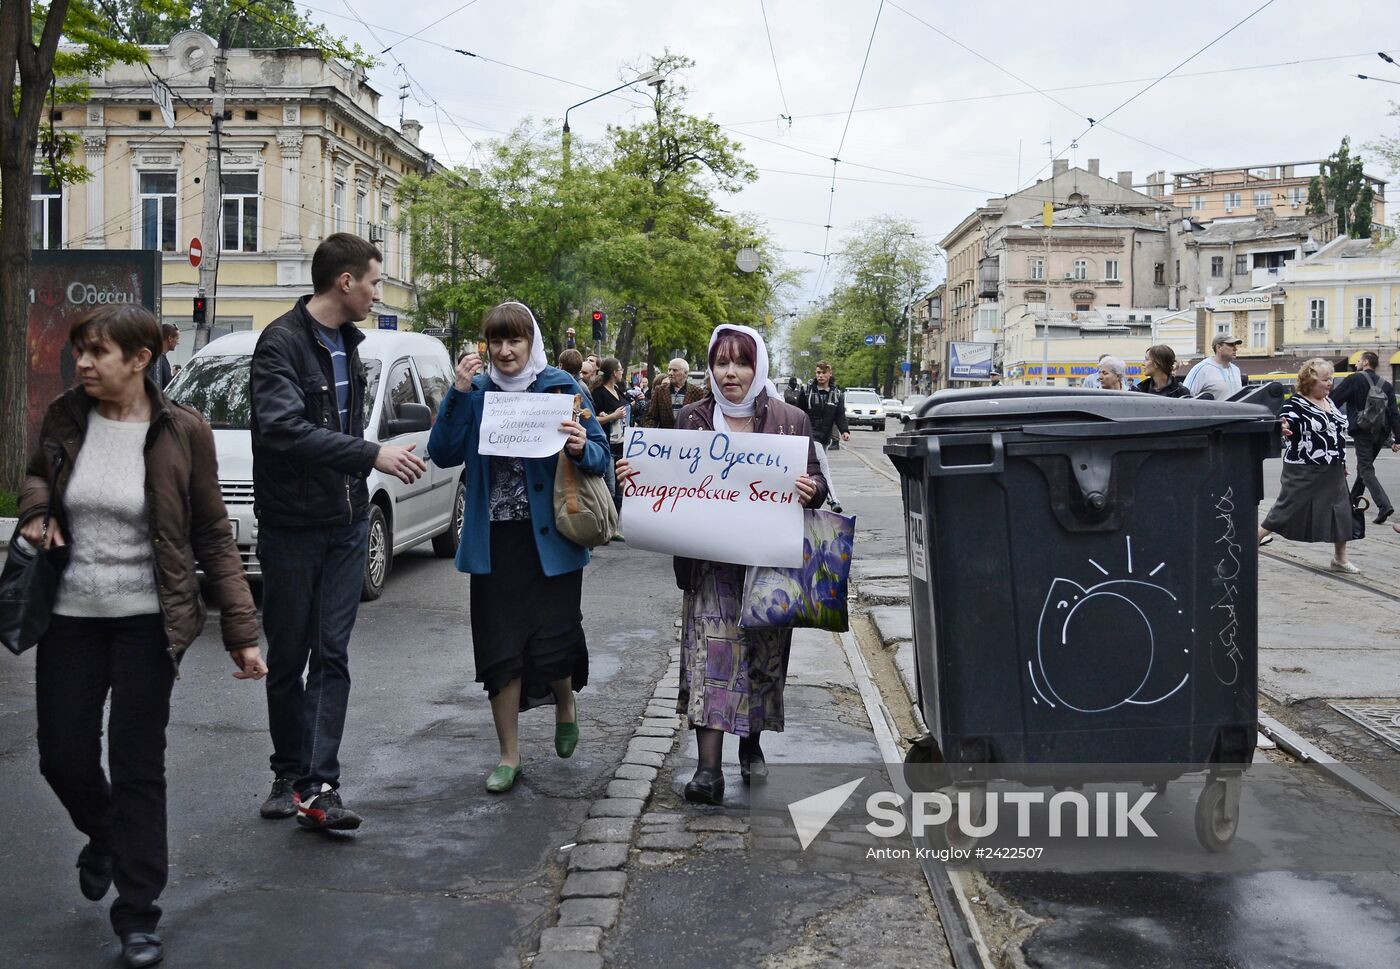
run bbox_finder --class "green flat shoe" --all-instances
[555,693,580,759]
[485,763,522,793]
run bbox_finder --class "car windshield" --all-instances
[167,354,382,430]
[847,391,881,405]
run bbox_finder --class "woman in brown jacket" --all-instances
[18,305,264,969]
[623,324,827,805]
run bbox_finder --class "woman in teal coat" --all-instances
[428,302,610,792]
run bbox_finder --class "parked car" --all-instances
[900,394,930,425]
[882,397,906,420]
[844,390,885,430]
[165,329,465,601]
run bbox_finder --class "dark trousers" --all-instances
[1350,433,1393,514]
[36,613,175,935]
[259,519,369,795]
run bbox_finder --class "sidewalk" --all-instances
[538,628,955,969]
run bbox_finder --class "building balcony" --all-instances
[1251,267,1285,288]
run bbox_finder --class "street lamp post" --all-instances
[562,70,663,170]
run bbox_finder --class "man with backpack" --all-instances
[1330,351,1400,524]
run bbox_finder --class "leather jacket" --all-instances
[19,383,259,663]
[249,297,379,528]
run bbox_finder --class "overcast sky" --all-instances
[300,0,1400,306]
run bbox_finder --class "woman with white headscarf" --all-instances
[623,323,827,805]
[427,302,611,792]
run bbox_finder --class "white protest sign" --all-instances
[620,427,808,568]
[477,392,573,458]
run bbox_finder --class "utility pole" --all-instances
[194,23,232,351]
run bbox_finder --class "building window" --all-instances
[333,180,345,232]
[138,109,152,121]
[1254,191,1270,209]
[221,172,258,252]
[1356,296,1374,329]
[1073,259,1088,280]
[1210,256,1224,278]
[1251,313,1268,348]
[1175,260,1181,284]
[243,109,258,121]
[139,171,178,251]
[30,173,63,249]
[1224,191,1241,211]
[1308,298,1326,330]
[1075,303,1091,312]
[355,187,367,237]
[1030,256,1044,280]
[1215,319,1232,337]
[1154,262,1164,286]
[1288,186,1304,206]
[380,200,393,275]
[1191,195,1205,212]
[1235,254,1248,275]
[1105,259,1120,281]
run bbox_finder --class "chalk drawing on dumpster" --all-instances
[1028,535,1190,713]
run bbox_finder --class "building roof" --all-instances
[1009,207,1164,231]
[1302,235,1400,264]
[1189,215,1321,245]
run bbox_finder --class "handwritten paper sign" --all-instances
[620,427,809,568]
[478,392,573,458]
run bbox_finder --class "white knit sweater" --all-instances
[54,413,160,618]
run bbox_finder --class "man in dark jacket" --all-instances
[153,323,180,388]
[249,233,426,829]
[1330,351,1400,523]
[799,361,849,511]
[644,357,706,428]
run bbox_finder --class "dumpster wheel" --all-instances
[1194,775,1241,852]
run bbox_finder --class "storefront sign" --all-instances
[1015,361,1145,378]
[620,427,808,568]
[1207,292,1274,311]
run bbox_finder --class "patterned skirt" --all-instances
[678,561,792,736]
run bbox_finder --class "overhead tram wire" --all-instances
[720,49,1400,127]
[1018,0,1280,191]
[378,0,483,56]
[883,0,1205,169]
[757,0,792,126]
[811,0,886,301]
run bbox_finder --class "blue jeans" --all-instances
[259,519,369,795]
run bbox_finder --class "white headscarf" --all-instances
[707,323,780,419]
[487,301,549,393]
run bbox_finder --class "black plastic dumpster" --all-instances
[885,387,1280,845]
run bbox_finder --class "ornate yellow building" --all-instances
[39,30,444,367]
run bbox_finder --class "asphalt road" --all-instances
[842,417,1400,969]
[0,533,668,967]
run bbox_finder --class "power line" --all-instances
[379,0,483,56]
[1020,0,1280,189]
[757,0,791,124]
[834,0,884,161]
[720,49,1400,127]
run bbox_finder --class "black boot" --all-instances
[739,734,768,783]
[684,767,725,805]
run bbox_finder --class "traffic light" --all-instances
[192,295,207,326]
[591,309,607,343]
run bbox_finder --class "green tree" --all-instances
[1306,176,1326,216]
[830,217,934,396]
[1314,136,1373,238]
[114,0,358,49]
[0,0,365,491]
[403,54,792,379]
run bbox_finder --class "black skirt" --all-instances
[470,521,589,710]
[1261,461,1352,543]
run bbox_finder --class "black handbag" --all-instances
[1,451,70,656]
[1352,495,1369,542]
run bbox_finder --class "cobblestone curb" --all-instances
[527,644,685,969]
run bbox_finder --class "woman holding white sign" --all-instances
[622,324,827,805]
[427,302,611,793]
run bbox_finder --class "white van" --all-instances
[165,329,465,600]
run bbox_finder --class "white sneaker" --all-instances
[1328,559,1360,574]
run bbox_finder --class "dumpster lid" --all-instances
[903,386,1277,436]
